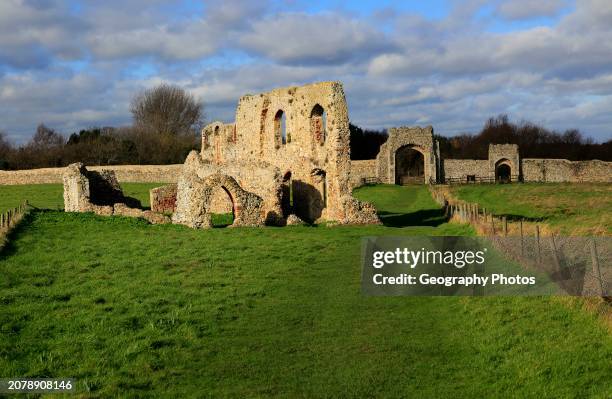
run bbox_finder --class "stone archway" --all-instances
[375,126,438,185]
[395,145,425,185]
[172,173,265,229]
[495,159,513,183]
[208,185,235,227]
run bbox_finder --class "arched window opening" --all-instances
[275,110,287,146]
[214,126,222,163]
[395,146,425,185]
[310,104,326,145]
[209,185,235,227]
[495,161,512,183]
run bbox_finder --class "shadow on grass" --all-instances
[493,213,547,223]
[378,208,447,228]
[0,210,37,260]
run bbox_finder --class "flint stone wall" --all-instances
[63,163,170,224]
[172,172,265,228]
[522,159,612,182]
[442,159,489,180]
[376,126,438,184]
[349,160,378,188]
[200,81,379,225]
[1,164,181,185]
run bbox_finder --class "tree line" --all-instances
[0,84,203,170]
[1,89,610,169]
[350,114,611,161]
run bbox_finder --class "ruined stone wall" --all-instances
[522,159,612,182]
[349,160,378,188]
[375,126,437,184]
[0,164,181,185]
[150,184,177,213]
[442,159,489,180]
[63,163,170,224]
[200,81,377,224]
[179,151,284,224]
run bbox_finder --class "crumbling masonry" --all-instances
[170,81,380,228]
[63,163,170,224]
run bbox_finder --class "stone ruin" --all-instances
[363,127,611,185]
[61,80,612,226]
[63,82,380,228]
[63,163,170,224]
[159,81,380,228]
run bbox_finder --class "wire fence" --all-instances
[0,200,29,248]
[429,186,610,297]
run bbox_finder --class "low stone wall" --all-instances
[0,164,181,185]
[150,184,177,214]
[442,159,489,180]
[349,160,377,188]
[522,159,612,183]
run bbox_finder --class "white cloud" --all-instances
[239,12,393,65]
[0,0,611,144]
[495,0,568,20]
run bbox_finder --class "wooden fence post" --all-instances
[535,225,541,264]
[520,219,524,256]
[503,217,508,236]
[550,235,561,273]
[589,239,604,297]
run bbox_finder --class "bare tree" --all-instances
[130,84,204,135]
[0,131,12,169]
[30,123,64,149]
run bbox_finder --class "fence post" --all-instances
[589,239,604,297]
[535,225,541,264]
[491,215,495,235]
[503,217,508,236]
[520,220,524,256]
[550,235,562,273]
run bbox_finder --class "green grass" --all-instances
[0,185,611,397]
[450,183,612,235]
[211,212,234,227]
[0,183,165,213]
[0,184,64,213]
[354,184,447,227]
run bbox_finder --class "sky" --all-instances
[1,0,612,144]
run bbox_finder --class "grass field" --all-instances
[1,184,611,397]
[450,183,612,235]
[0,183,165,213]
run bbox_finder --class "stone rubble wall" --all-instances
[62,163,171,224]
[181,150,284,225]
[172,172,265,229]
[349,160,378,188]
[200,81,379,225]
[522,159,612,182]
[1,164,181,185]
[442,159,489,180]
[150,184,177,214]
